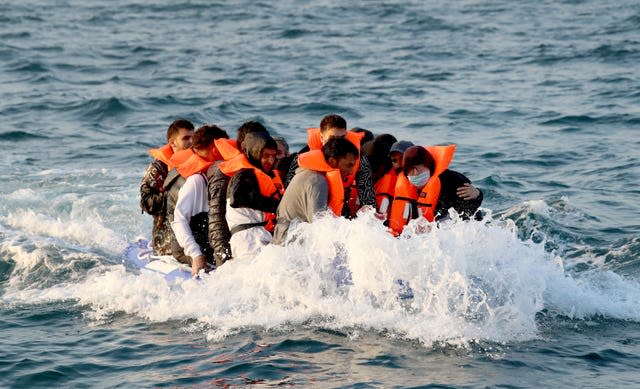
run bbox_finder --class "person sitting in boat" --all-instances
[171,125,229,275]
[139,119,194,255]
[388,145,483,235]
[219,132,283,260]
[208,121,271,267]
[284,114,376,218]
[362,135,401,218]
[273,137,359,245]
[272,135,292,183]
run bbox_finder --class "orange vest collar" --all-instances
[298,150,344,216]
[148,144,174,168]
[169,149,194,169]
[176,152,213,178]
[215,138,241,160]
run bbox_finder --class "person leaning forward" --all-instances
[207,121,271,267]
[284,114,376,218]
[170,125,229,276]
[273,137,359,245]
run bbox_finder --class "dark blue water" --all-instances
[1,1,639,387]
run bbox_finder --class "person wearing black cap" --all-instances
[388,145,482,235]
[364,139,411,217]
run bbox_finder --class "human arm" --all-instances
[208,168,232,266]
[436,170,483,220]
[139,160,168,215]
[171,174,207,260]
[355,155,376,208]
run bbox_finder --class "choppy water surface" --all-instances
[1,1,639,387]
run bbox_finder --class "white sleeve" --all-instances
[171,175,205,259]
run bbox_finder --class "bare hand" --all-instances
[457,183,480,200]
[191,254,206,277]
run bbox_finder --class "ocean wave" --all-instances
[2,210,638,347]
[0,131,49,141]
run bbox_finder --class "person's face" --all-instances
[260,148,277,173]
[170,127,194,152]
[328,154,357,181]
[390,151,403,172]
[275,141,289,160]
[320,127,347,145]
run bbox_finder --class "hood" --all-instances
[242,131,277,169]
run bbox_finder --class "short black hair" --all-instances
[192,124,229,150]
[236,121,269,148]
[322,137,359,161]
[320,114,347,133]
[166,119,194,142]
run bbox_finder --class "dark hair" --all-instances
[351,127,374,145]
[403,146,435,175]
[192,124,229,150]
[322,137,359,161]
[363,133,398,179]
[374,133,398,150]
[166,119,194,142]
[320,114,347,133]
[236,121,269,148]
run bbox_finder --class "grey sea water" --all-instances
[1,0,639,387]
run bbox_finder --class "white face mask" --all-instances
[407,170,430,188]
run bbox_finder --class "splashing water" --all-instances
[4,208,640,348]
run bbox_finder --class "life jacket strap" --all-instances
[230,221,269,235]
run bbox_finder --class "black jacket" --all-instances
[207,166,232,267]
[409,169,483,221]
[140,159,168,215]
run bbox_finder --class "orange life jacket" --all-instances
[297,149,345,217]
[175,152,214,178]
[148,143,174,168]
[306,128,363,216]
[375,169,397,216]
[168,148,193,169]
[388,145,456,235]
[215,138,241,160]
[218,153,283,232]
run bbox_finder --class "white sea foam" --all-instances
[4,209,639,347]
[2,209,126,253]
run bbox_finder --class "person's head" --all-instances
[403,146,435,189]
[389,140,414,173]
[322,137,359,181]
[167,119,195,152]
[350,127,374,146]
[272,136,290,160]
[236,121,269,150]
[363,133,398,183]
[319,114,347,145]
[242,132,278,174]
[192,124,229,162]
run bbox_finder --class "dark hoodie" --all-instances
[207,132,279,266]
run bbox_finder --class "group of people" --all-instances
[139,115,483,276]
